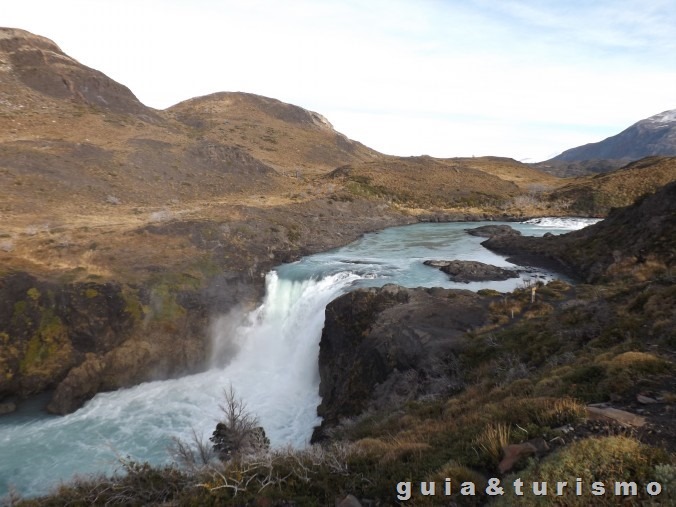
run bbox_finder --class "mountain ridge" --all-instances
[535,108,676,176]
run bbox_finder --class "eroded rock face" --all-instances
[423,260,519,283]
[0,272,133,402]
[0,270,256,415]
[313,285,490,441]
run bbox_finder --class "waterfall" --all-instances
[205,270,362,445]
[0,269,361,498]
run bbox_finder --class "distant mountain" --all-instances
[535,109,676,176]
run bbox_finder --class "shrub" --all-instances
[606,351,669,374]
[210,385,270,461]
[496,436,672,506]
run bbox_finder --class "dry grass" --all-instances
[379,439,433,464]
[430,460,486,486]
[606,351,670,373]
[549,156,676,215]
[497,436,672,506]
[474,423,512,463]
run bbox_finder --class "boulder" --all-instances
[337,495,362,507]
[423,260,519,283]
[499,438,549,473]
[465,225,521,238]
[47,354,106,414]
[586,406,647,428]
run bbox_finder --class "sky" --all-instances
[4,0,676,161]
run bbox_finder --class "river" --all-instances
[0,218,599,498]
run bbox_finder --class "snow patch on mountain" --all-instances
[645,109,676,124]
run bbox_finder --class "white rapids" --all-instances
[523,216,603,229]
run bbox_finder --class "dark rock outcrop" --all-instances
[313,285,490,441]
[0,270,259,415]
[465,224,521,238]
[0,272,133,402]
[482,181,676,282]
[423,260,519,283]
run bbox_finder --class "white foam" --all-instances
[523,217,602,230]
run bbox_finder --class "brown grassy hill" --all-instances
[0,28,392,280]
[0,29,284,213]
[445,156,561,190]
[327,155,563,215]
[167,92,380,174]
[548,156,676,216]
[328,156,519,209]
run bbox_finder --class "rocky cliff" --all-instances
[314,285,490,440]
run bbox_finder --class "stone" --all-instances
[586,406,647,427]
[423,260,519,283]
[337,494,362,507]
[465,225,521,238]
[637,394,658,404]
[499,438,549,473]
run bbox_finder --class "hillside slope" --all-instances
[548,156,676,216]
[555,109,676,161]
[485,180,676,283]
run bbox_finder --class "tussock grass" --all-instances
[474,423,512,463]
[497,436,673,506]
[606,351,670,373]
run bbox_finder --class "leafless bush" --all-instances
[196,441,358,497]
[211,385,270,461]
[169,428,217,471]
[493,355,530,386]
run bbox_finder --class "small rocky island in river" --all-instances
[423,259,519,283]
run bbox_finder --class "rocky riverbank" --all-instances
[0,198,412,415]
[481,181,676,282]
